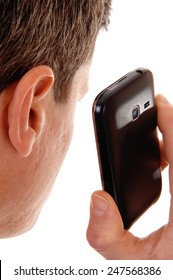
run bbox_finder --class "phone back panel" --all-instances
[93,69,162,229]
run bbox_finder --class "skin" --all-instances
[0,62,91,238]
[87,94,173,259]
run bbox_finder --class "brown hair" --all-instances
[0,0,112,101]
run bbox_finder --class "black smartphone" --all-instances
[92,68,162,229]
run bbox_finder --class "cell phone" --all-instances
[92,68,162,229]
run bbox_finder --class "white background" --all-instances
[1,0,173,265]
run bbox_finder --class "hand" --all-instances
[87,94,173,259]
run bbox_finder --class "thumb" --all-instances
[86,190,139,259]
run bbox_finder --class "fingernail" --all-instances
[91,194,108,216]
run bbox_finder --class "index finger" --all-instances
[156,94,173,224]
[157,95,173,165]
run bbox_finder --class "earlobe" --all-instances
[7,65,54,157]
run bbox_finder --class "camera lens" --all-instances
[132,105,140,120]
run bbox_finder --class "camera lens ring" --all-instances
[132,105,140,120]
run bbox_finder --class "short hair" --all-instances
[0,0,112,102]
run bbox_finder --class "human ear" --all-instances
[8,65,54,157]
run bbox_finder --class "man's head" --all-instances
[0,0,112,237]
[0,0,111,101]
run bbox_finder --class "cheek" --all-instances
[58,122,74,163]
[47,113,75,173]
[42,98,77,180]
[57,102,77,160]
